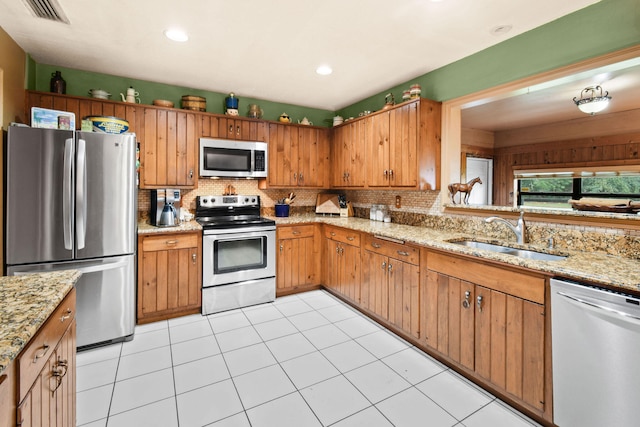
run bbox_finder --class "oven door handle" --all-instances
[205,229,275,240]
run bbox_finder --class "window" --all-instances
[515,167,640,209]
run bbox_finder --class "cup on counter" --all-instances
[275,204,290,217]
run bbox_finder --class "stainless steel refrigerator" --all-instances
[4,126,137,349]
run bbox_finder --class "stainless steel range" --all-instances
[196,195,276,315]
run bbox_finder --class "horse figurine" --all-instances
[448,177,482,204]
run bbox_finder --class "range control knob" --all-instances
[201,198,208,204]
[251,198,256,203]
[210,198,215,204]
[244,198,249,203]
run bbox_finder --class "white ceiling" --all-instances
[0,0,600,111]
[462,57,640,132]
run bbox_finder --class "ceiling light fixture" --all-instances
[164,29,189,42]
[316,65,333,76]
[573,85,611,115]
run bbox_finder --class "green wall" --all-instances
[337,0,640,118]
[31,64,336,127]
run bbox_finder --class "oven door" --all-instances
[203,226,276,287]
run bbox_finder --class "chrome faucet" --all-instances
[485,212,526,244]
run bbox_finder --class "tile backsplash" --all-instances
[138,182,640,258]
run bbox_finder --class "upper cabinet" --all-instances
[26,91,198,189]
[333,98,441,190]
[265,122,330,188]
[201,115,268,142]
[331,120,366,187]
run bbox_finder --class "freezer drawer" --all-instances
[8,255,136,348]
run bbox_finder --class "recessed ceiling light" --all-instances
[316,65,333,76]
[491,25,513,36]
[164,29,189,42]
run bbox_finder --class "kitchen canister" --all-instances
[275,204,290,217]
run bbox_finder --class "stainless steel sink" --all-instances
[450,240,567,261]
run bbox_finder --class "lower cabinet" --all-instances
[323,226,361,304]
[361,235,420,340]
[421,249,548,416]
[276,224,321,294]
[137,232,202,323]
[16,289,76,427]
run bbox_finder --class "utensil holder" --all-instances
[275,204,290,217]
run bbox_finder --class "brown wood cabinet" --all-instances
[276,224,321,295]
[361,235,420,339]
[323,226,361,303]
[331,98,441,190]
[421,249,548,416]
[266,123,330,188]
[137,232,202,323]
[26,91,199,190]
[200,115,268,142]
[331,120,366,187]
[15,289,76,427]
[0,363,15,427]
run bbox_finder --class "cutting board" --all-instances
[315,194,341,214]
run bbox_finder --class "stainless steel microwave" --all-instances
[199,138,268,178]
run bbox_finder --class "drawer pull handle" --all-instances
[33,344,50,362]
[166,240,178,245]
[397,250,409,257]
[60,308,72,322]
[292,231,301,235]
[347,236,355,241]
[371,242,381,248]
[373,234,405,245]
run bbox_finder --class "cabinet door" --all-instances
[423,270,474,371]
[387,259,420,340]
[475,286,545,411]
[324,238,340,293]
[388,101,418,187]
[346,120,367,187]
[139,108,197,188]
[361,250,388,319]
[298,127,329,187]
[268,123,296,187]
[366,112,390,187]
[340,243,361,303]
[277,235,316,291]
[138,234,201,322]
[331,125,347,187]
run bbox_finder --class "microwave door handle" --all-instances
[251,149,255,172]
[63,138,74,250]
[76,138,87,250]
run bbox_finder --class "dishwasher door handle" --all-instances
[557,291,640,322]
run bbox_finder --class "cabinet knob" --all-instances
[228,124,234,134]
[388,263,393,272]
[189,169,194,179]
[462,290,471,309]
[477,295,484,312]
[381,261,387,270]
[293,172,297,181]
[299,172,303,182]
[236,125,241,136]
[280,244,284,252]
[383,169,388,177]
[347,236,355,241]
[389,169,394,178]
[192,253,197,264]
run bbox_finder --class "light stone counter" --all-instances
[271,214,640,293]
[137,220,202,234]
[0,270,81,375]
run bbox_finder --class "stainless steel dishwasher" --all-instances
[551,278,640,427]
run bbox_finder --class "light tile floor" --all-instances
[76,290,542,427]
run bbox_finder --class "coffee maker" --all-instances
[150,189,181,227]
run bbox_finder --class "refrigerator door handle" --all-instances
[63,138,74,250]
[12,257,130,275]
[76,138,87,250]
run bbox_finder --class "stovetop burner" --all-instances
[195,195,275,230]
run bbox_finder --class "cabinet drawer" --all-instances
[363,235,419,265]
[17,288,76,403]
[427,251,545,304]
[324,226,360,247]
[142,233,199,252]
[278,225,315,239]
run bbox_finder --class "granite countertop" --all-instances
[271,214,640,293]
[138,220,202,234]
[0,270,81,376]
